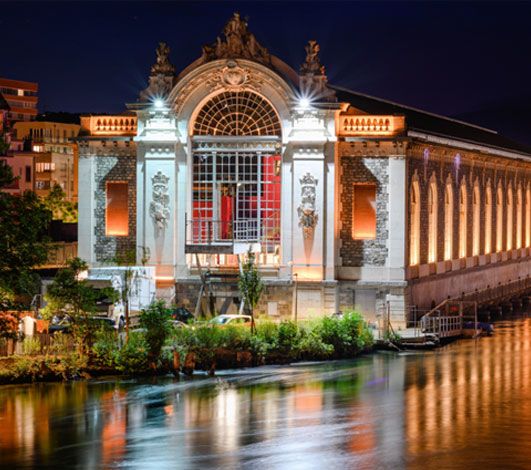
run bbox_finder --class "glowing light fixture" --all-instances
[299,97,311,110]
[154,98,165,109]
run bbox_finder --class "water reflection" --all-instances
[1,319,530,469]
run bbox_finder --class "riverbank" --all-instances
[0,312,374,385]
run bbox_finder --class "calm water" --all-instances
[1,318,531,469]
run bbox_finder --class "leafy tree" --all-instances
[0,181,51,305]
[139,300,172,368]
[111,246,150,342]
[0,134,9,156]
[43,257,118,352]
[0,159,15,188]
[43,183,78,223]
[238,249,263,333]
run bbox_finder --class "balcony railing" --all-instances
[185,217,280,255]
[337,115,405,137]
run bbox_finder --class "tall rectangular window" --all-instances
[106,182,129,236]
[25,165,31,183]
[352,184,376,239]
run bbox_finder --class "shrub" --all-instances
[91,328,119,368]
[139,301,173,364]
[116,332,149,373]
[22,336,41,356]
[0,311,19,340]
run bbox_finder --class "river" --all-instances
[1,317,530,469]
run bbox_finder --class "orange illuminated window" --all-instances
[352,184,376,239]
[106,182,129,236]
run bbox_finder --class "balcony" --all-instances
[337,115,405,137]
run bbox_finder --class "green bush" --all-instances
[116,331,149,373]
[22,336,41,355]
[139,301,173,363]
[91,328,119,368]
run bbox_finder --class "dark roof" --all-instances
[331,85,531,157]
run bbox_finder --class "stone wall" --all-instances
[175,278,293,318]
[93,153,137,262]
[339,156,389,266]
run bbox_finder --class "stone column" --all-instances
[135,106,180,284]
[77,150,96,263]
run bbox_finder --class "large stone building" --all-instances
[77,13,531,325]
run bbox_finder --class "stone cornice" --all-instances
[78,139,136,157]
[338,140,408,157]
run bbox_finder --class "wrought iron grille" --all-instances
[193,91,281,136]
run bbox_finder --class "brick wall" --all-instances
[93,154,137,262]
[339,156,389,266]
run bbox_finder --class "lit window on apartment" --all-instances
[352,184,377,239]
[106,182,129,236]
[17,89,24,96]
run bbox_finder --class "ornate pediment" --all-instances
[201,12,271,65]
[204,60,265,93]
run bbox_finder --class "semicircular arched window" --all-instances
[193,91,281,137]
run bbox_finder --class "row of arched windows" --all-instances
[410,176,531,266]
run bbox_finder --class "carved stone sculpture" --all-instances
[297,173,318,238]
[139,42,176,101]
[149,171,170,233]
[300,40,325,76]
[201,12,270,65]
[299,40,336,103]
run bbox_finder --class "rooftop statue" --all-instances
[300,40,325,76]
[151,42,175,76]
[139,42,176,101]
[201,12,270,64]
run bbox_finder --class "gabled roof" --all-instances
[332,85,531,157]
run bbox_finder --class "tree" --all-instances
[43,257,118,351]
[0,176,51,305]
[43,183,78,223]
[238,249,263,333]
[111,246,150,342]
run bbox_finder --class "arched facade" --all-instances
[527,185,531,247]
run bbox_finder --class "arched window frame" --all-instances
[472,181,481,256]
[428,177,438,263]
[410,179,421,265]
[458,181,467,259]
[444,178,454,261]
[485,184,493,254]
[496,184,504,252]
[507,184,514,251]
[516,185,523,249]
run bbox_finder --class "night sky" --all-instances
[2,1,531,144]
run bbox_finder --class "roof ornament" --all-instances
[201,12,270,65]
[151,42,175,76]
[300,40,325,76]
[139,42,176,102]
[299,40,335,103]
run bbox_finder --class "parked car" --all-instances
[209,314,253,327]
[48,313,115,335]
[170,306,195,324]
